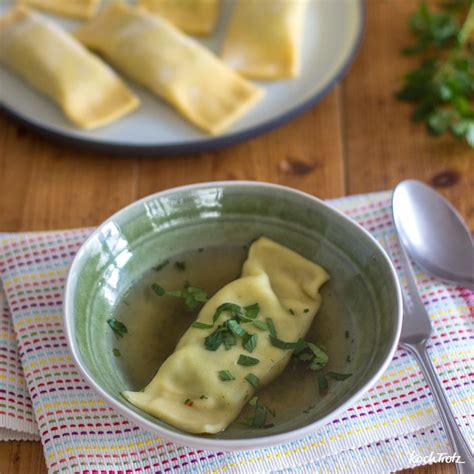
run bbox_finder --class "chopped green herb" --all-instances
[152,281,208,310]
[242,333,257,352]
[218,370,235,381]
[184,398,193,406]
[153,260,169,272]
[316,371,328,395]
[237,354,260,366]
[223,331,237,350]
[304,308,309,313]
[112,348,121,357]
[289,308,295,315]
[252,320,268,331]
[327,372,352,381]
[269,335,304,350]
[175,261,186,271]
[205,327,225,351]
[307,342,329,370]
[191,321,214,329]
[252,398,267,427]
[107,318,128,338]
[266,317,277,337]
[245,373,260,389]
[213,302,244,323]
[199,395,208,400]
[244,303,260,320]
[227,319,248,338]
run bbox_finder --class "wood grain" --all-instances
[0,0,470,473]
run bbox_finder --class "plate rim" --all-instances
[0,1,365,156]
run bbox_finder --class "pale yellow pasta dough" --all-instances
[18,0,100,19]
[123,237,329,434]
[139,0,219,35]
[74,1,263,135]
[0,7,139,129]
[221,0,307,79]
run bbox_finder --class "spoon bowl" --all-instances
[392,179,474,289]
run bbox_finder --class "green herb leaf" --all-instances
[223,331,237,350]
[112,348,121,357]
[191,321,214,329]
[227,319,248,338]
[199,395,208,400]
[327,372,352,381]
[151,283,166,296]
[152,281,208,310]
[245,373,260,389]
[213,302,244,323]
[107,318,128,338]
[218,370,235,381]
[269,335,302,350]
[307,342,329,369]
[289,308,295,315]
[316,371,329,395]
[204,328,225,351]
[244,303,260,320]
[252,320,268,331]
[153,260,169,272]
[266,317,277,337]
[184,398,193,406]
[237,354,260,366]
[304,308,309,313]
[252,398,267,428]
[242,333,257,352]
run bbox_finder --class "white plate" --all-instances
[0,0,364,154]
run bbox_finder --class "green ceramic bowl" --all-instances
[64,182,402,451]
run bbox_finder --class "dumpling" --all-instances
[221,0,307,79]
[0,7,139,129]
[18,0,100,19]
[122,237,329,434]
[139,0,220,35]
[74,1,263,135]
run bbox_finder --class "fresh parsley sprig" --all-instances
[396,1,474,146]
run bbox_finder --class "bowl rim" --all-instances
[64,181,402,451]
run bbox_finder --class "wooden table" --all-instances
[0,1,471,473]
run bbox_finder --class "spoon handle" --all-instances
[402,340,473,473]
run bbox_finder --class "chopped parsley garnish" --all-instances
[213,303,244,323]
[218,370,235,381]
[227,319,247,337]
[175,261,186,271]
[199,395,208,400]
[269,335,305,350]
[237,354,260,366]
[205,327,227,351]
[112,348,121,357]
[252,320,268,331]
[242,333,257,352]
[316,371,329,395]
[107,318,128,338]
[304,308,309,313]
[153,260,169,272]
[289,308,295,315]
[151,281,208,310]
[327,372,352,381]
[191,321,213,329]
[244,303,260,320]
[245,373,260,389]
[266,317,277,337]
[241,397,276,428]
[184,398,193,406]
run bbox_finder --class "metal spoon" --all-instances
[392,179,474,290]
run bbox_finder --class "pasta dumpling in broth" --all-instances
[139,0,220,35]
[74,1,264,135]
[123,237,329,434]
[0,6,139,129]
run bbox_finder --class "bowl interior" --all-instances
[67,183,399,443]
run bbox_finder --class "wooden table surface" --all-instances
[0,1,471,473]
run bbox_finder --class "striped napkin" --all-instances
[0,191,472,473]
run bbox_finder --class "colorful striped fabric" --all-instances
[0,191,472,473]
